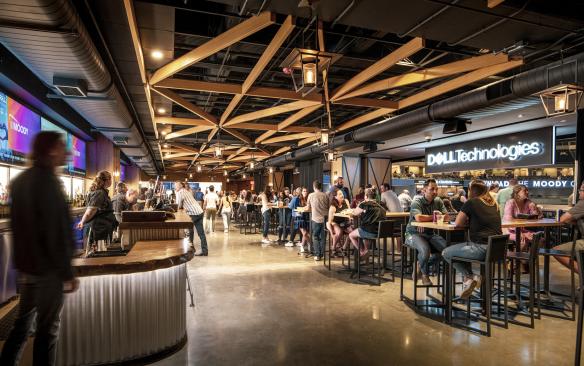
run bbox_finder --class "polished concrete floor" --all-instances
[152,229,580,366]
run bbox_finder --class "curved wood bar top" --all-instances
[72,240,194,277]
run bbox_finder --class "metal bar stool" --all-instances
[448,234,510,336]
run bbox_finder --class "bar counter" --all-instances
[120,210,193,246]
[58,240,194,366]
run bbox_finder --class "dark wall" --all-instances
[299,158,324,192]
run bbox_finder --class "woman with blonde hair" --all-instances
[503,184,543,251]
[442,180,503,299]
[77,171,116,245]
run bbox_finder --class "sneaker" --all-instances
[285,241,294,247]
[421,275,433,286]
[314,256,321,261]
[299,246,305,253]
[296,242,303,247]
[460,279,478,299]
[261,238,271,244]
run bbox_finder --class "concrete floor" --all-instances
[152,229,580,366]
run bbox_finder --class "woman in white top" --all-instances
[259,186,273,244]
[203,185,219,234]
[218,191,233,233]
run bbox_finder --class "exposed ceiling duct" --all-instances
[0,0,157,174]
[260,51,584,167]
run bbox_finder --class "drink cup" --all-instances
[432,210,440,223]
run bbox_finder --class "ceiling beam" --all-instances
[255,130,276,144]
[149,11,275,85]
[317,21,332,129]
[155,117,214,126]
[226,146,249,161]
[331,37,425,100]
[397,59,523,109]
[298,135,320,147]
[233,123,318,132]
[164,151,198,159]
[223,128,252,144]
[335,97,399,109]
[169,142,199,154]
[220,94,243,126]
[223,100,321,127]
[272,146,291,156]
[337,53,510,100]
[164,125,215,140]
[262,132,314,144]
[336,108,394,132]
[152,87,218,125]
[488,0,505,8]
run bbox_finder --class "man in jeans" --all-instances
[306,180,329,261]
[1,132,79,366]
[175,181,208,256]
[404,179,449,286]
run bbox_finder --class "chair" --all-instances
[351,221,394,285]
[507,232,543,328]
[449,234,510,337]
[537,221,581,321]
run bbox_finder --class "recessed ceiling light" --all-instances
[161,130,167,136]
[163,143,169,148]
[157,107,167,114]
[517,114,524,118]
[151,50,164,60]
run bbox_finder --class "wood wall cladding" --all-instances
[366,157,392,189]
[272,172,285,192]
[342,155,361,197]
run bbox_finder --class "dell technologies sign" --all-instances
[425,127,555,174]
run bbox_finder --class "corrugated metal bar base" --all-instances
[57,264,187,365]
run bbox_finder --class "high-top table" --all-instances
[57,240,193,366]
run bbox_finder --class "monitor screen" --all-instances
[41,117,67,137]
[7,97,40,156]
[67,134,86,174]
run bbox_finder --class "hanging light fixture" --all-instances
[249,151,256,169]
[223,170,228,176]
[325,151,336,162]
[214,143,224,158]
[189,173,193,179]
[537,84,584,116]
[268,166,274,174]
[242,173,247,179]
[196,164,202,173]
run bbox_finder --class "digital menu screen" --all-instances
[67,134,86,174]
[0,95,41,164]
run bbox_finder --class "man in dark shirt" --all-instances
[1,132,79,366]
[112,182,129,224]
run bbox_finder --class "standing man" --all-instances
[194,187,204,208]
[1,132,79,366]
[335,176,352,201]
[306,180,329,261]
[380,183,402,212]
[112,182,129,224]
[203,185,219,234]
[404,179,449,286]
[496,178,518,218]
[175,181,208,256]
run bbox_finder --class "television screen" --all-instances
[7,97,40,156]
[41,117,67,137]
[67,134,86,174]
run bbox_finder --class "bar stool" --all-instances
[448,234,510,336]
[537,222,580,321]
[507,232,543,328]
[400,228,446,312]
[351,221,394,285]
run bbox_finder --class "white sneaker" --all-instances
[224,230,229,233]
[261,238,271,244]
[299,246,305,253]
[296,242,303,247]
[285,241,294,247]
[314,256,321,261]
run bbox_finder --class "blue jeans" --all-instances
[406,233,447,275]
[278,208,291,241]
[0,273,64,366]
[262,210,271,237]
[442,242,487,277]
[189,214,208,254]
[312,221,326,257]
